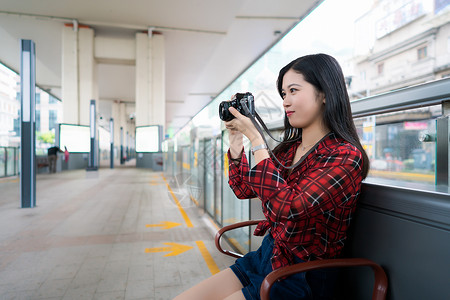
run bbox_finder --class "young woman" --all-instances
[174,54,369,300]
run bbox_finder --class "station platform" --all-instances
[0,165,235,300]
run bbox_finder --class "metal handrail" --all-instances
[351,77,450,118]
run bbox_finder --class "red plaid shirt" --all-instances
[228,133,364,271]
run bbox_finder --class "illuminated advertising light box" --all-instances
[59,124,90,153]
[136,125,161,153]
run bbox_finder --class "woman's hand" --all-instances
[225,105,269,165]
[225,107,263,145]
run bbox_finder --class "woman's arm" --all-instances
[227,149,258,199]
[226,107,258,199]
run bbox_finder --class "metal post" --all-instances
[126,131,129,161]
[4,148,7,176]
[120,126,124,165]
[110,118,114,168]
[87,99,98,171]
[20,40,36,208]
[54,123,60,146]
[436,116,448,186]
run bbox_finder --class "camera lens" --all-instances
[219,101,234,121]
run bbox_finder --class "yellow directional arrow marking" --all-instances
[145,242,193,257]
[145,221,181,230]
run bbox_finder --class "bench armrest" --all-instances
[260,258,388,300]
[214,220,265,259]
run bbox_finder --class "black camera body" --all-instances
[219,92,255,121]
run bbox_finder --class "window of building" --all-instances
[13,118,19,135]
[49,94,58,104]
[36,110,40,132]
[377,62,384,75]
[36,93,40,104]
[417,46,427,60]
[49,110,57,131]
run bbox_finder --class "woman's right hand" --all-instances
[225,94,243,159]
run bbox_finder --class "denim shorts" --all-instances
[230,234,338,300]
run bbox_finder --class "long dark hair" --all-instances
[273,54,369,178]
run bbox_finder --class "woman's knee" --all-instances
[174,268,243,300]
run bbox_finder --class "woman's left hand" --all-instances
[224,107,261,143]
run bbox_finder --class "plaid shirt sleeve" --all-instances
[227,148,257,199]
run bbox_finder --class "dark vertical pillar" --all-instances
[120,126,124,165]
[110,118,114,169]
[436,117,448,186]
[20,40,36,208]
[126,131,129,161]
[87,99,98,171]
[4,148,8,176]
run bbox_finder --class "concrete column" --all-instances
[61,24,96,125]
[111,101,129,163]
[135,32,150,127]
[79,28,95,126]
[152,33,165,127]
[119,102,127,135]
[112,101,121,156]
[119,102,127,161]
[135,32,165,129]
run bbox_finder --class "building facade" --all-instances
[350,0,450,98]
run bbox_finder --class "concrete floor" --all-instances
[0,166,235,300]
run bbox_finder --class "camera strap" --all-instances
[239,99,309,170]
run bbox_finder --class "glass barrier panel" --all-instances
[169,146,196,209]
[179,145,201,208]
[6,148,16,176]
[197,139,205,209]
[355,105,442,187]
[221,130,251,254]
[176,147,184,176]
[163,141,174,178]
[214,137,222,224]
[16,148,19,175]
[0,148,5,177]
[204,139,215,216]
[189,139,201,207]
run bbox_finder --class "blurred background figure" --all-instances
[47,145,63,173]
[64,146,69,164]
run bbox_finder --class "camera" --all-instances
[219,92,255,121]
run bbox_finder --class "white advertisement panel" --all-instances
[136,126,160,152]
[59,124,90,153]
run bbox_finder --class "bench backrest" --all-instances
[340,182,450,299]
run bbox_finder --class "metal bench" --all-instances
[215,219,388,300]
